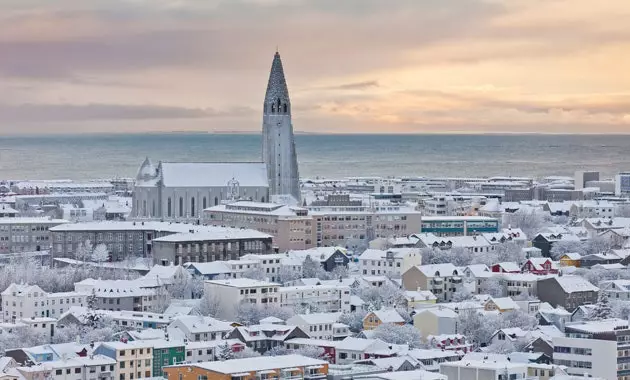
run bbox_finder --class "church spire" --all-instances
[264,51,290,115]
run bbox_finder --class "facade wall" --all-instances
[152,238,272,266]
[0,219,66,254]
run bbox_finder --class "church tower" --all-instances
[262,51,301,204]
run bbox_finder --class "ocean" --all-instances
[0,133,629,180]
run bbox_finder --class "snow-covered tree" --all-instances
[152,287,172,313]
[339,310,368,333]
[196,293,221,317]
[277,266,301,284]
[481,277,505,298]
[234,302,294,326]
[495,242,526,264]
[445,247,473,267]
[457,310,501,347]
[0,326,48,355]
[584,236,613,256]
[302,255,327,279]
[503,210,550,239]
[241,267,269,281]
[372,323,423,348]
[265,346,290,356]
[550,240,586,260]
[293,345,326,359]
[616,204,630,218]
[217,342,234,361]
[500,309,538,330]
[589,292,614,321]
[91,244,109,263]
[451,287,473,302]
[233,347,261,359]
[76,240,94,262]
[356,283,404,310]
[612,300,630,319]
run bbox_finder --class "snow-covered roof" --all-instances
[550,275,599,293]
[335,337,388,352]
[169,315,233,333]
[182,354,327,374]
[565,318,629,333]
[561,252,582,260]
[287,247,347,262]
[415,307,458,319]
[415,263,459,278]
[205,278,280,288]
[152,227,271,242]
[0,217,67,225]
[158,162,268,188]
[288,312,341,325]
[494,262,521,272]
[369,308,405,324]
[404,290,437,302]
[486,297,520,311]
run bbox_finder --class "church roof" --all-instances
[159,162,268,188]
[264,52,290,106]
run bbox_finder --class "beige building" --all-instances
[94,341,154,380]
[204,278,281,319]
[402,264,464,302]
[204,201,315,251]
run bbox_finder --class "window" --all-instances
[198,375,208,380]
[191,198,196,216]
[75,368,81,374]
[120,362,126,369]
[203,197,207,210]
[179,197,184,217]
[168,198,172,217]
[56,370,62,375]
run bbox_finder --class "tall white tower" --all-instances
[262,51,301,204]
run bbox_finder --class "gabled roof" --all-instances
[368,309,405,324]
[335,337,389,352]
[415,263,459,278]
[486,297,520,311]
[547,275,599,293]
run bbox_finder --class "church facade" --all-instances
[131,51,300,221]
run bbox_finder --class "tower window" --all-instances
[167,198,172,217]
[179,197,184,217]
[191,197,196,217]
[283,104,287,113]
[214,197,219,206]
[203,197,207,210]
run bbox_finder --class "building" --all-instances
[94,341,154,380]
[0,217,67,254]
[362,309,405,330]
[358,248,422,277]
[240,253,303,283]
[163,354,328,380]
[599,279,630,301]
[279,284,351,313]
[575,171,600,190]
[203,279,281,319]
[132,160,269,222]
[616,172,630,196]
[167,315,233,342]
[74,279,160,312]
[204,201,315,251]
[47,355,116,380]
[151,228,273,266]
[402,264,464,302]
[537,275,599,312]
[440,360,529,380]
[150,339,185,377]
[49,221,273,263]
[262,52,301,204]
[287,247,349,272]
[334,337,390,365]
[420,216,499,237]
[286,313,349,340]
[553,318,630,379]
[226,324,310,354]
[570,200,616,219]
[413,307,458,340]
[1,284,87,322]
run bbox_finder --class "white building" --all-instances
[240,253,303,283]
[358,248,422,277]
[599,279,630,301]
[48,355,116,380]
[286,313,349,340]
[1,284,88,322]
[279,284,351,313]
[203,279,281,319]
[440,360,529,380]
[553,318,630,379]
[0,217,68,254]
[167,315,233,342]
[94,341,154,380]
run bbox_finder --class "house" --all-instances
[401,290,437,311]
[461,264,492,294]
[354,356,419,372]
[536,275,599,312]
[570,304,598,322]
[532,231,582,257]
[599,279,630,301]
[521,258,558,275]
[358,248,422,277]
[163,355,329,380]
[490,262,521,273]
[287,247,349,272]
[427,334,473,353]
[406,349,460,372]
[402,264,463,302]
[149,339,186,377]
[286,313,349,340]
[226,324,310,354]
[362,309,405,330]
[498,273,539,298]
[167,315,233,342]
[334,337,390,365]
[559,252,582,267]
[484,297,520,313]
[46,355,117,380]
[579,251,622,268]
[412,307,458,340]
[1,284,88,322]
[184,340,245,364]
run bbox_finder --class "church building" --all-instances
[131,51,300,221]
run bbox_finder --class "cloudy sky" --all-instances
[0,0,629,134]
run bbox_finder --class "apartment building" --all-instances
[553,318,630,379]
[203,279,281,319]
[1,284,87,322]
[440,360,529,380]
[358,248,422,276]
[0,217,67,254]
[94,341,154,380]
[74,279,160,312]
[204,201,316,251]
[240,253,303,283]
[279,284,351,313]
[402,264,464,302]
